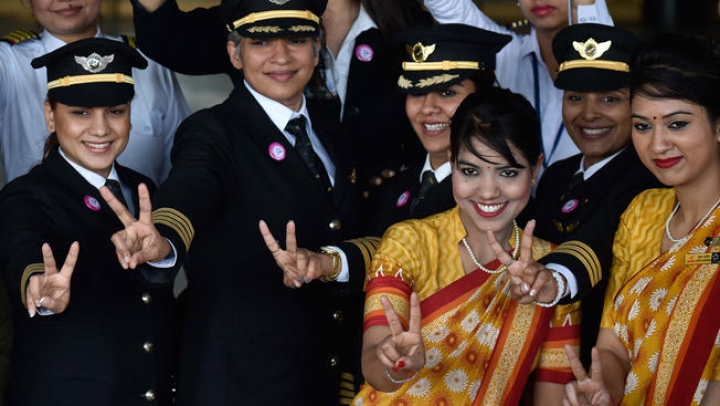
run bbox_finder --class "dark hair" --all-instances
[468,70,500,92]
[43,96,59,159]
[450,87,541,168]
[363,0,431,40]
[631,33,720,123]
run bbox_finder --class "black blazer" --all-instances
[152,83,364,405]
[0,148,173,406]
[530,146,663,367]
[131,0,420,184]
[363,154,455,236]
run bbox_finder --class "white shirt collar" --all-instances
[420,154,452,183]
[577,147,626,180]
[40,26,103,51]
[244,80,312,132]
[58,147,120,189]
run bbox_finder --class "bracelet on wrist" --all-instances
[535,270,565,308]
[319,246,341,282]
[384,365,417,384]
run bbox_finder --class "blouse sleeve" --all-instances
[362,223,420,332]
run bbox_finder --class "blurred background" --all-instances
[2,0,719,112]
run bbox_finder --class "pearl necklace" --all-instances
[665,198,720,243]
[462,220,520,274]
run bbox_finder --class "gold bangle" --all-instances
[319,246,341,282]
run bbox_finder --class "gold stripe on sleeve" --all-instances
[20,263,44,307]
[153,207,195,252]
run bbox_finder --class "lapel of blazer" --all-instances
[227,85,338,194]
[44,148,120,223]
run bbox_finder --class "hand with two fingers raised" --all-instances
[25,241,79,317]
[258,220,335,288]
[487,220,559,305]
[101,183,170,270]
[563,345,614,406]
[363,292,424,392]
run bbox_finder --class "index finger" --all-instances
[100,186,137,227]
[564,344,589,381]
[486,228,514,265]
[407,292,422,335]
[517,219,536,264]
[588,347,605,384]
[136,183,153,225]
[284,220,297,257]
[60,241,79,280]
[41,243,58,276]
[258,220,281,253]
[380,294,405,338]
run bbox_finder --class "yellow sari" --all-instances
[353,208,581,405]
[603,188,720,405]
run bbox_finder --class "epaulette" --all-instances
[506,18,530,32]
[1,29,40,45]
[121,34,137,49]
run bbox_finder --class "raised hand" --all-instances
[258,220,335,288]
[487,220,557,304]
[563,345,613,406]
[26,242,79,317]
[101,183,170,269]
[375,292,424,378]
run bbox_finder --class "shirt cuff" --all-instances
[147,238,177,268]
[544,262,578,299]
[327,245,349,283]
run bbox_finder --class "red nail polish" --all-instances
[396,360,405,369]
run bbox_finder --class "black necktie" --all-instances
[286,116,332,192]
[561,172,584,200]
[409,170,436,214]
[105,178,127,207]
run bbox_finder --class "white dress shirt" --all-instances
[0,27,189,184]
[422,0,613,176]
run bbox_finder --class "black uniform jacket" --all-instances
[0,148,174,406]
[363,154,455,237]
[130,0,421,184]
[152,83,364,405]
[530,146,663,366]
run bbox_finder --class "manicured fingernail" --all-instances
[521,283,530,293]
[29,309,35,318]
[396,360,405,369]
[529,288,537,296]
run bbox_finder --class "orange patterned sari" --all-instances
[353,208,580,405]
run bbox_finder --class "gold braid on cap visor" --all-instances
[227,10,320,31]
[402,60,481,71]
[558,59,630,73]
[47,73,134,89]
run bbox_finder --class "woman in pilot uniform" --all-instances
[0,38,174,406]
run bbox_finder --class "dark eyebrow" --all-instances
[631,110,694,120]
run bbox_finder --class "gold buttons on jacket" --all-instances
[143,342,154,353]
[332,310,344,322]
[144,390,156,402]
[141,293,152,304]
[328,219,341,230]
[329,356,340,368]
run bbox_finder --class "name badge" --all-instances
[685,252,720,265]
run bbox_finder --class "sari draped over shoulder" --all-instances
[354,207,581,405]
[604,188,720,405]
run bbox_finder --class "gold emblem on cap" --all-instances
[572,38,611,61]
[409,42,436,63]
[74,52,114,73]
[268,0,290,4]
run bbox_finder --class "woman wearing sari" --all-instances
[563,33,720,405]
[354,87,581,405]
